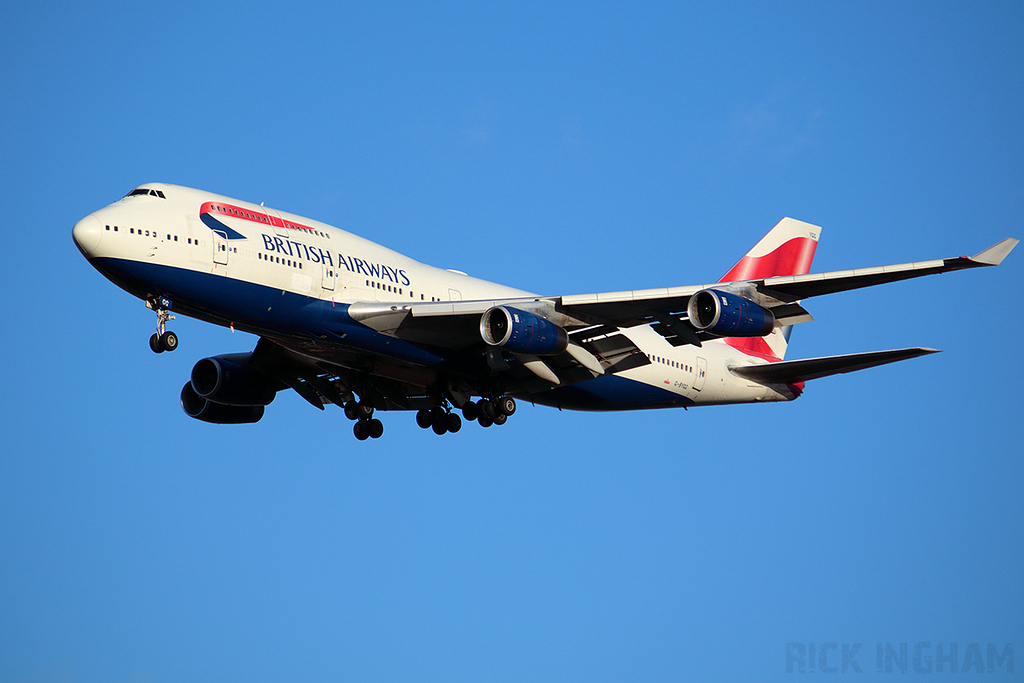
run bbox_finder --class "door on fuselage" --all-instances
[322,263,336,292]
[213,230,228,265]
[694,356,707,391]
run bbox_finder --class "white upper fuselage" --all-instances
[76,183,532,305]
[73,183,795,410]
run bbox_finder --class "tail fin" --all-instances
[718,218,822,361]
[719,217,820,282]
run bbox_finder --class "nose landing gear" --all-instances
[147,298,178,353]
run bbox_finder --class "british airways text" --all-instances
[261,234,410,285]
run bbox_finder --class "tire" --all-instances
[357,402,374,420]
[416,409,433,429]
[447,413,462,433]
[498,396,516,416]
[431,410,448,435]
[478,415,493,428]
[461,400,479,421]
[159,330,178,352]
[480,399,496,420]
[368,418,384,439]
[344,401,360,421]
[149,333,164,354]
[493,413,507,426]
[353,420,369,441]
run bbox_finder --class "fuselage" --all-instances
[73,183,796,412]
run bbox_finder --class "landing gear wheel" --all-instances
[344,401,360,421]
[416,409,433,429]
[357,403,375,420]
[461,401,479,422]
[478,415,493,428]
[147,299,176,354]
[431,408,449,435]
[493,413,508,426]
[447,412,462,433]
[367,418,384,439]
[159,330,178,352]
[353,420,370,441]
[480,399,496,420]
[498,396,516,416]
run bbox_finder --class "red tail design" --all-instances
[718,218,821,360]
[719,218,819,283]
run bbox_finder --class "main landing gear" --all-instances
[342,395,516,441]
[416,397,516,434]
[147,298,178,353]
[416,406,463,435]
[462,396,516,428]
[344,400,384,441]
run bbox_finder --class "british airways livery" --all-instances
[72,184,1018,440]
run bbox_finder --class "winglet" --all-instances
[971,238,1019,266]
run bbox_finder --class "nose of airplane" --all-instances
[72,215,102,255]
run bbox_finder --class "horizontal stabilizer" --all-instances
[729,347,940,384]
[972,238,1019,266]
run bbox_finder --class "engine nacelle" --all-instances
[687,289,775,337]
[480,306,568,355]
[190,354,279,406]
[181,382,265,424]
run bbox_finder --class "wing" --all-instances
[350,237,1017,347]
[345,299,650,389]
[556,237,1019,323]
[218,337,464,413]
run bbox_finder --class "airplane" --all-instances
[72,183,1018,440]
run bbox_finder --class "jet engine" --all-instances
[179,353,280,423]
[480,306,568,355]
[180,383,265,424]
[687,289,775,337]
[189,354,279,406]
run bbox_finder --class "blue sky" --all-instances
[2,2,1022,681]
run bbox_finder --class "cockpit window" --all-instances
[125,188,166,199]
